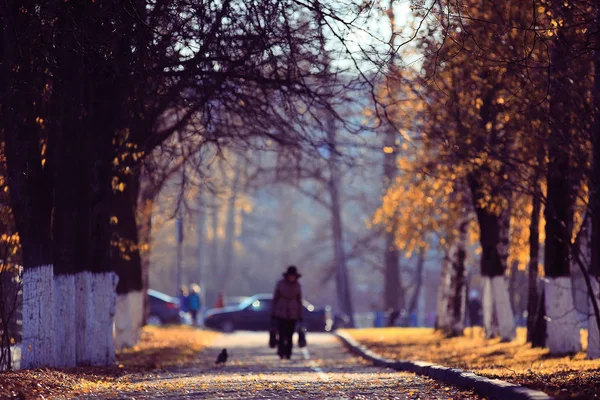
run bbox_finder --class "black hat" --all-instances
[283,265,301,278]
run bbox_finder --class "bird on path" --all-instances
[215,348,228,365]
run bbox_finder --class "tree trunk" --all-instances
[113,169,144,351]
[588,278,600,358]
[381,0,403,318]
[446,215,469,337]
[175,216,183,294]
[383,127,402,314]
[435,249,451,331]
[51,9,93,365]
[196,191,207,301]
[526,179,542,343]
[572,216,600,358]
[468,174,516,341]
[219,163,242,286]
[1,1,55,369]
[508,260,519,317]
[74,122,119,366]
[53,0,120,366]
[85,87,119,367]
[589,1,600,360]
[52,182,78,368]
[57,0,124,366]
[137,182,155,326]
[327,123,354,326]
[530,287,547,348]
[407,249,425,317]
[544,0,582,354]
[207,205,221,308]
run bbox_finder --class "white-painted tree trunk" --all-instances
[21,265,55,369]
[129,290,144,340]
[417,287,426,327]
[491,276,516,342]
[587,279,600,359]
[9,344,20,370]
[545,277,582,354]
[75,271,93,365]
[482,276,516,341]
[482,277,494,337]
[449,284,467,335]
[54,274,76,367]
[447,215,468,336]
[89,272,118,366]
[114,290,144,351]
[435,255,451,331]
[114,293,133,351]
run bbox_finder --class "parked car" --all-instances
[224,296,251,307]
[146,289,190,326]
[204,293,333,332]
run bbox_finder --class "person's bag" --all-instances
[269,317,278,348]
[297,325,307,348]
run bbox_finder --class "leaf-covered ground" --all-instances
[1,329,484,399]
[74,331,483,399]
[0,326,221,399]
[344,327,600,399]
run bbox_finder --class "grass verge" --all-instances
[0,326,220,399]
[343,327,600,400]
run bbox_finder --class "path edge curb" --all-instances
[334,330,554,400]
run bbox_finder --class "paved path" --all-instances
[87,332,481,399]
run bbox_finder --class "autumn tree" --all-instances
[540,0,593,354]
[409,0,571,341]
[399,0,600,355]
[381,0,404,318]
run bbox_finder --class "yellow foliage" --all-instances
[373,150,472,253]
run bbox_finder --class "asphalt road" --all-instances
[80,332,482,399]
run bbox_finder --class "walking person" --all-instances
[188,284,202,326]
[215,290,225,309]
[179,286,190,315]
[271,265,303,360]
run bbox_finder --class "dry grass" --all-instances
[117,325,220,369]
[344,327,600,399]
[0,326,220,399]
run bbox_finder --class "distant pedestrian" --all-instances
[188,284,202,326]
[271,265,303,360]
[215,290,225,309]
[179,286,190,314]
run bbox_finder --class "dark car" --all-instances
[204,294,333,332]
[146,289,190,326]
[224,296,251,307]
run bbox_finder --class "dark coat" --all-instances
[271,279,303,320]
